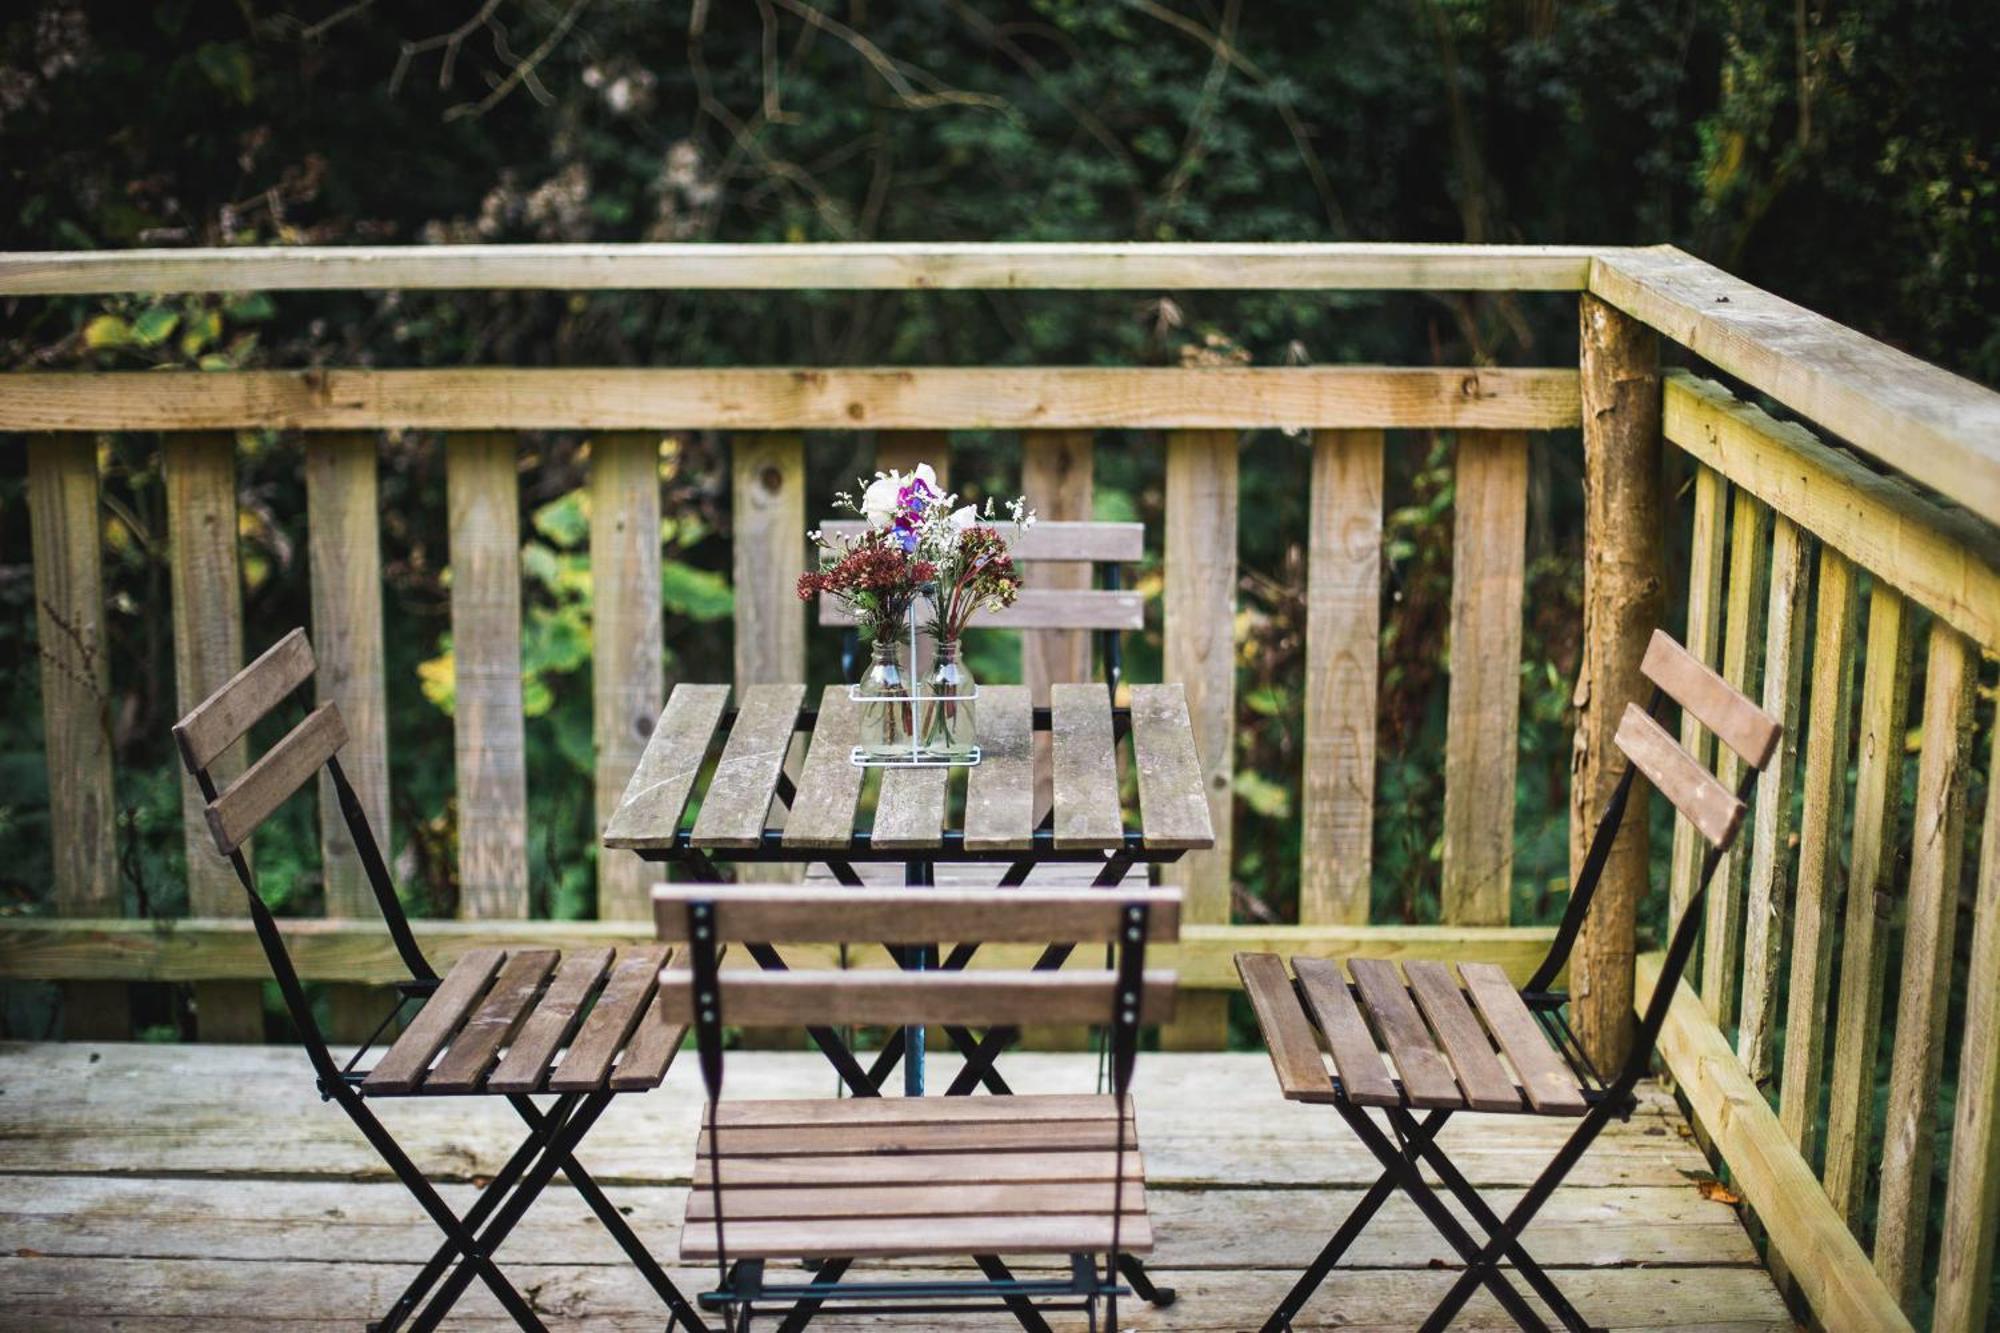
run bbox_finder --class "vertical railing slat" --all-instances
[445,432,528,919]
[1022,430,1096,844]
[1775,546,1857,1162]
[1163,428,1237,1048]
[1301,428,1383,925]
[1875,621,1979,1309]
[731,434,806,890]
[590,433,664,921]
[304,432,393,1037]
[1737,514,1809,1082]
[25,435,126,1038]
[1441,430,1529,925]
[164,431,262,1041]
[1823,584,1913,1224]
[1703,491,1769,1026]
[1670,465,1728,928]
[1934,717,2000,1332]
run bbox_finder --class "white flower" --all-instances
[861,471,902,528]
[911,462,938,491]
[950,504,979,530]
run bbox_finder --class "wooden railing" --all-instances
[3,241,1997,1328]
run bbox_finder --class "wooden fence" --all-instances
[2,242,1997,1327]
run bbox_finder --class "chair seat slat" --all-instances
[606,988,688,1091]
[1459,963,1588,1115]
[486,947,614,1094]
[680,1213,1153,1260]
[1347,958,1463,1108]
[362,949,507,1096]
[1404,961,1523,1113]
[424,949,559,1093]
[1235,952,1336,1102]
[686,1180,1147,1222]
[1293,957,1400,1106]
[547,946,670,1093]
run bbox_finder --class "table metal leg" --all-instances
[903,858,932,1096]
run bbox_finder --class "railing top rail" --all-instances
[0,241,1611,294]
[1590,245,2000,529]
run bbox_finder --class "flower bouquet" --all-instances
[801,463,1033,764]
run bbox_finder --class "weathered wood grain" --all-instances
[1442,430,1528,925]
[1162,429,1236,1049]
[1640,628,1780,772]
[655,886,1180,944]
[204,705,348,856]
[1934,724,2000,1332]
[781,686,866,852]
[870,766,948,852]
[0,367,1585,432]
[660,970,1176,1028]
[1049,683,1123,851]
[0,241,1607,293]
[547,945,667,1093]
[1460,962,1586,1115]
[1669,466,1728,927]
[486,947,613,1094]
[25,436,125,1038]
[171,629,316,774]
[1593,246,2000,528]
[1664,372,2000,653]
[1637,952,1915,1333]
[1736,514,1808,1084]
[1776,547,1856,1164]
[361,948,505,1096]
[1292,956,1398,1106]
[164,431,261,1042]
[1405,960,1520,1112]
[1613,705,1744,849]
[603,684,731,850]
[1570,295,1663,1072]
[818,519,1141,563]
[820,587,1144,631]
[1302,428,1383,924]
[424,948,559,1094]
[1021,433,1097,804]
[1128,683,1215,852]
[1348,958,1462,1109]
[1233,952,1335,1102]
[963,684,1035,853]
[589,433,665,920]
[1703,491,1768,1026]
[689,683,804,850]
[1874,623,1978,1309]
[1822,585,1912,1224]
[731,433,806,687]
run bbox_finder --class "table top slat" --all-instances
[782,685,866,850]
[1050,684,1123,850]
[872,765,948,850]
[690,683,806,849]
[964,685,1035,852]
[603,683,730,849]
[1129,683,1215,850]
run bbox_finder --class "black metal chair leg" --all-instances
[1336,1101,1552,1333]
[502,1095,712,1332]
[1257,1107,1453,1333]
[973,1255,1058,1333]
[336,1092,549,1332]
[409,1090,616,1332]
[1418,1103,1620,1333]
[1388,1106,1594,1332]
[770,1256,850,1333]
[1113,1253,1175,1306]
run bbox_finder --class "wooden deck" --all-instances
[0,1044,1791,1330]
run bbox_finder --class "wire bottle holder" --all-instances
[848,595,980,768]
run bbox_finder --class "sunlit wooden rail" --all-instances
[4,241,1999,1329]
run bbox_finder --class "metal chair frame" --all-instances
[1264,683,1767,1333]
[676,891,1167,1333]
[173,636,708,1333]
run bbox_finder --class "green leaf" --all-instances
[223,292,275,322]
[83,315,131,349]
[195,42,256,106]
[521,542,562,593]
[532,490,589,548]
[132,305,179,347]
[661,560,734,620]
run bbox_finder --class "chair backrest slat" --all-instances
[653,885,1181,944]
[172,627,316,772]
[204,702,348,855]
[1640,628,1781,769]
[1614,702,1746,849]
[816,519,1143,563]
[653,968,1177,1028]
[818,587,1142,632]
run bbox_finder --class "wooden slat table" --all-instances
[605,679,1214,1096]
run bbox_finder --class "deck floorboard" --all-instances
[0,1044,1788,1330]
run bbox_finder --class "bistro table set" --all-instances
[159,460,1783,1331]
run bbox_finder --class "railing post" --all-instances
[164,430,263,1042]
[1163,428,1238,1049]
[731,432,806,900]
[590,432,664,921]
[26,435,126,1038]
[305,432,394,1038]
[1571,295,1663,1071]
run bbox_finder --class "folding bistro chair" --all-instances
[654,883,1181,1331]
[1236,629,1782,1332]
[171,629,708,1333]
